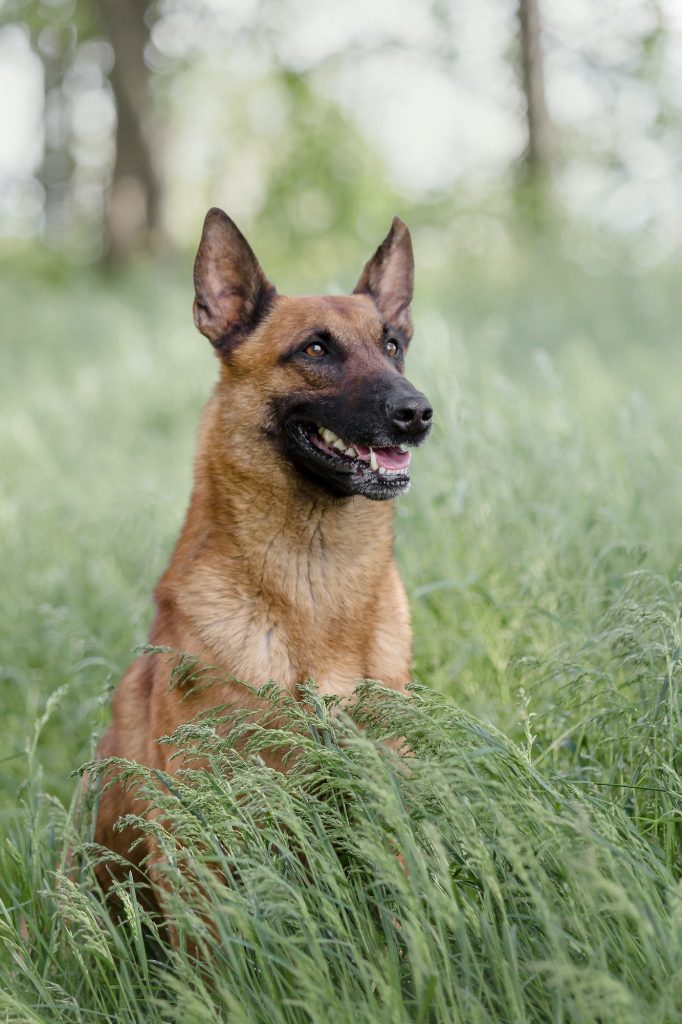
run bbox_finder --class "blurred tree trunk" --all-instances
[99,0,163,264]
[37,24,75,249]
[517,0,552,220]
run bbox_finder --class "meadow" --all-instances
[1,238,681,1022]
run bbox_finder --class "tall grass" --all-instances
[3,684,682,1023]
[1,244,681,1021]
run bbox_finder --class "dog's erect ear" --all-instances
[353,217,414,339]
[193,208,275,351]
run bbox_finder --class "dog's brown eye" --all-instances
[385,340,399,357]
[304,341,326,358]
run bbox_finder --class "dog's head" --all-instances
[193,208,432,501]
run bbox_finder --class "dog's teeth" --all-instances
[320,427,335,444]
[333,438,347,452]
[369,450,378,471]
[399,444,408,453]
[378,466,386,475]
[346,446,357,457]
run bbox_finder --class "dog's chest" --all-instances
[179,543,403,695]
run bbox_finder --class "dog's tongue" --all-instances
[354,445,411,470]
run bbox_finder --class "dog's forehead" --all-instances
[274,294,383,341]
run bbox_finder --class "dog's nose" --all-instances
[386,392,433,436]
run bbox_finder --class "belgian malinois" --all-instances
[92,209,433,905]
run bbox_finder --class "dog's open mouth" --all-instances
[286,421,414,499]
[311,426,411,474]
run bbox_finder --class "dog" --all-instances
[91,208,433,908]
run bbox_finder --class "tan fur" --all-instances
[92,223,420,906]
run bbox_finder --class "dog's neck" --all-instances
[153,394,408,696]
[171,391,396,608]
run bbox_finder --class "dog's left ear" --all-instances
[193,208,276,352]
[353,217,414,339]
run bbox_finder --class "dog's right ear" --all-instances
[193,208,275,352]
